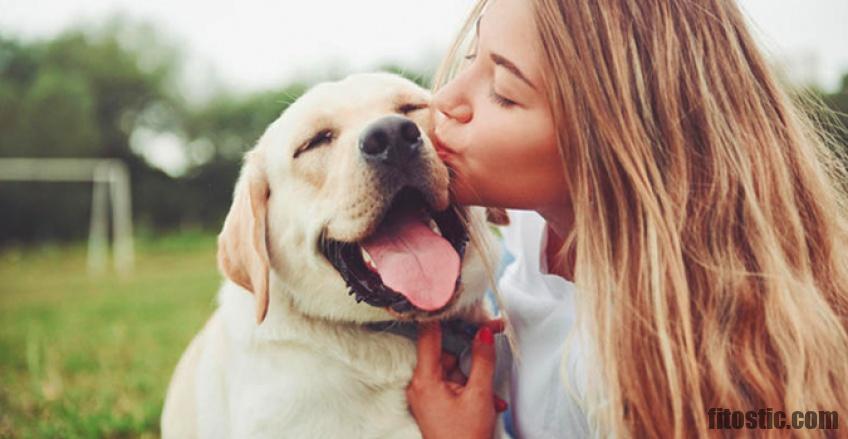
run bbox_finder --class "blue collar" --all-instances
[364,319,479,357]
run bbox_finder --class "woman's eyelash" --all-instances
[463,49,516,108]
[489,88,517,108]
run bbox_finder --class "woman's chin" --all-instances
[449,185,481,206]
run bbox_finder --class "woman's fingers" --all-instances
[445,381,464,394]
[441,353,468,385]
[480,318,505,334]
[469,325,507,412]
[465,326,496,394]
[494,396,509,413]
[414,322,443,379]
[447,367,468,385]
[441,353,457,371]
[413,321,500,396]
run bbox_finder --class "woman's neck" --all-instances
[537,204,575,281]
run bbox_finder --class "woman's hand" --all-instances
[406,321,507,439]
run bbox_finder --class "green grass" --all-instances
[0,232,222,438]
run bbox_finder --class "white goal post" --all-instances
[0,158,134,275]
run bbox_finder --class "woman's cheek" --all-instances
[443,153,484,205]
[457,153,505,206]
[443,155,477,205]
[455,164,485,205]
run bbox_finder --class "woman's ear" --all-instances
[217,151,271,323]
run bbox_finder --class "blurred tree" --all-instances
[17,69,101,157]
[184,84,308,162]
[0,37,37,156]
[0,25,182,243]
[0,22,314,243]
[154,84,308,230]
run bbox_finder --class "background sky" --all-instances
[1,0,846,95]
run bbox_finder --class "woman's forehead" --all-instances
[478,0,544,88]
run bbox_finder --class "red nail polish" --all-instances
[495,398,509,412]
[478,326,494,345]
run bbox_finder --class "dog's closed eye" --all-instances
[397,103,428,114]
[294,129,334,158]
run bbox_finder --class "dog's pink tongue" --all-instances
[361,211,460,311]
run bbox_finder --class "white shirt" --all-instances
[497,209,591,439]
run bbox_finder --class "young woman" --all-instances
[405,0,848,437]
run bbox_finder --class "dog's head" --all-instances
[218,72,498,324]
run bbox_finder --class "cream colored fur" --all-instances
[161,73,499,439]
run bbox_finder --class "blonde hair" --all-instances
[434,1,848,437]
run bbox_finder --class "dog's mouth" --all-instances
[319,187,469,315]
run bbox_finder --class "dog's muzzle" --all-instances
[359,115,423,169]
[318,116,470,318]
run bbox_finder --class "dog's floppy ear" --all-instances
[218,151,271,323]
[486,207,510,226]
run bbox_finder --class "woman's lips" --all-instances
[432,133,457,160]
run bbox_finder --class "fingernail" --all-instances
[492,320,505,333]
[478,326,494,345]
[495,397,508,412]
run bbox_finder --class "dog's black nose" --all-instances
[359,115,422,166]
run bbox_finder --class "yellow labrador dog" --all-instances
[161,73,502,438]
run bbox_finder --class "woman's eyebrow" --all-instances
[490,52,537,90]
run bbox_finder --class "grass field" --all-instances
[0,232,222,438]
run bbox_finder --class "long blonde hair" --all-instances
[434,1,848,437]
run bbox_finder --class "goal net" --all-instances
[0,158,134,275]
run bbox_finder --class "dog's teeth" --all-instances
[428,219,442,235]
[361,248,378,271]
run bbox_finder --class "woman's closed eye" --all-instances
[489,87,518,108]
[464,50,519,108]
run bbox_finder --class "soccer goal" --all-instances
[0,158,134,275]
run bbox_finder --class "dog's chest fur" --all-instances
[203,282,424,438]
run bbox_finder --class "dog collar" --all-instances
[363,319,479,357]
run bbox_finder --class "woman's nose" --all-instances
[433,84,472,124]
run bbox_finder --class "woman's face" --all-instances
[431,0,566,210]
